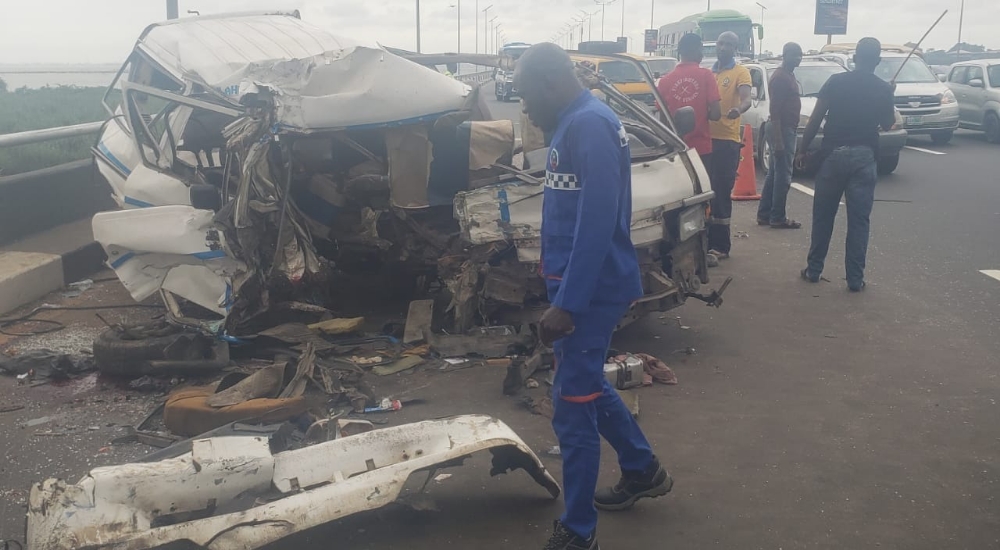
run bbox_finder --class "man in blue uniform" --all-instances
[514,43,672,550]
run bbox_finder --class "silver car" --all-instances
[946,59,1000,143]
[741,60,907,176]
[874,52,960,145]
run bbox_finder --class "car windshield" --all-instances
[598,60,645,83]
[874,57,938,84]
[647,59,677,76]
[989,65,1000,88]
[797,65,847,96]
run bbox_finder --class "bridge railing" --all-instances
[0,121,112,246]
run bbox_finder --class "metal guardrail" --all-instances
[0,121,104,148]
[0,72,490,149]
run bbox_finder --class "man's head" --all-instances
[782,42,803,71]
[716,31,739,63]
[678,33,704,64]
[854,37,882,72]
[514,43,583,132]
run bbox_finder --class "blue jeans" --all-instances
[551,301,654,539]
[757,126,797,224]
[806,146,877,288]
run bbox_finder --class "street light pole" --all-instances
[457,0,461,53]
[166,0,178,19]
[595,0,617,41]
[482,5,493,55]
[621,0,625,40]
[755,2,766,55]
[416,0,421,53]
[488,16,498,53]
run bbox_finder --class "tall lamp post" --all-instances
[620,0,626,40]
[573,16,587,47]
[495,22,504,53]
[416,0,422,52]
[488,16,498,54]
[167,0,178,19]
[756,2,767,55]
[482,4,493,54]
[594,0,617,41]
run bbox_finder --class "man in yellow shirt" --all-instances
[707,31,753,261]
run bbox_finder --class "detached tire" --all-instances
[877,154,900,176]
[93,321,188,376]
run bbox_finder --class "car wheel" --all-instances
[984,112,1000,144]
[930,130,953,145]
[877,153,900,176]
[758,125,771,174]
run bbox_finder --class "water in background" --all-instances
[0,64,118,89]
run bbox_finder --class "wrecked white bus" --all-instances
[89,11,726,338]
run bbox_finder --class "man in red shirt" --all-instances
[657,33,722,170]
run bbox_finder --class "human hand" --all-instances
[794,151,808,171]
[727,108,741,120]
[538,306,575,346]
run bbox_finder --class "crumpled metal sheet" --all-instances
[27,415,560,550]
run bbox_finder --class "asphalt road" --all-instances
[2,92,999,549]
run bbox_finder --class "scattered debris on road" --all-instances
[27,415,560,550]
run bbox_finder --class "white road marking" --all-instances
[904,145,946,155]
[980,270,1000,282]
[790,182,844,205]
[790,182,814,196]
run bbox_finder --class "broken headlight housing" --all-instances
[678,204,706,242]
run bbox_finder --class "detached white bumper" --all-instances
[27,415,560,550]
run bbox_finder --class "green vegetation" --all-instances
[0,86,115,176]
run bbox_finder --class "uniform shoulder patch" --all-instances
[618,125,629,148]
[548,148,560,171]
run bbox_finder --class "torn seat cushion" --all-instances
[164,384,308,437]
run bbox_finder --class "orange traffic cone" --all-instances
[731,124,761,201]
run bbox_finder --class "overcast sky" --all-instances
[0,0,995,64]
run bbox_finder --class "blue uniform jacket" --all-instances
[542,90,644,313]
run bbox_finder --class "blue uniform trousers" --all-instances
[551,301,654,539]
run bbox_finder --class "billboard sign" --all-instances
[815,0,849,35]
[644,29,659,53]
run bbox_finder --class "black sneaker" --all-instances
[543,520,599,550]
[594,456,673,511]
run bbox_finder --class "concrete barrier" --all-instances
[0,159,113,315]
[0,159,114,247]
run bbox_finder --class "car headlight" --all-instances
[940,90,957,104]
[678,204,706,242]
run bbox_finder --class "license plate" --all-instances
[906,115,924,125]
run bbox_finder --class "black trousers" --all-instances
[708,139,742,254]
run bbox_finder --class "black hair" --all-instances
[678,33,703,59]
